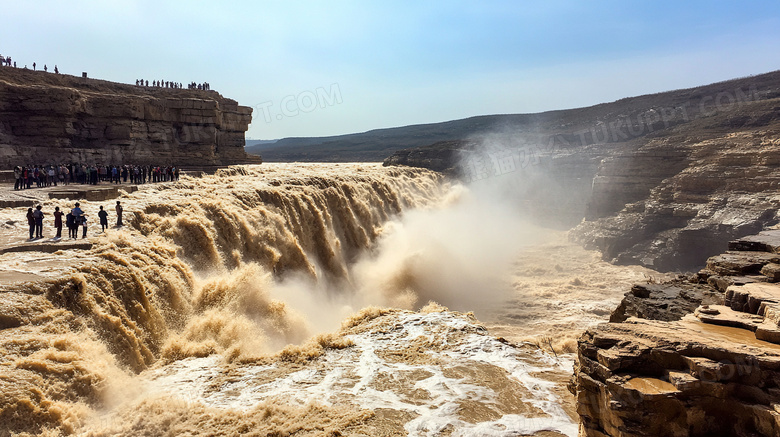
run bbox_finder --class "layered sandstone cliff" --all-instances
[571,230,780,436]
[571,101,780,272]
[384,71,780,271]
[0,68,259,166]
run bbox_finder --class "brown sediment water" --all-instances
[623,377,679,395]
[0,163,666,436]
[680,316,780,351]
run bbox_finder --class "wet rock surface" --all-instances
[572,230,780,436]
[573,319,780,437]
[608,280,722,323]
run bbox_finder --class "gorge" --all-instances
[3,68,780,436]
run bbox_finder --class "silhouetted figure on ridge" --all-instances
[115,201,123,227]
[54,207,63,239]
[32,62,36,70]
[44,65,47,72]
[33,205,44,239]
[26,208,34,240]
[66,211,76,239]
[54,65,58,73]
[98,206,108,232]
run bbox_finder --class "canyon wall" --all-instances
[385,71,780,271]
[571,230,780,436]
[571,96,780,272]
[0,68,259,167]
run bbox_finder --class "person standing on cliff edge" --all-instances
[66,211,76,239]
[26,208,35,240]
[98,206,108,232]
[53,207,63,239]
[115,201,123,227]
[71,202,83,231]
[33,205,44,239]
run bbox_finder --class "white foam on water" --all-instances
[143,309,577,436]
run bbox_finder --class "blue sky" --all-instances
[2,1,780,139]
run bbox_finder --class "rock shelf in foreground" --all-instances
[572,229,780,436]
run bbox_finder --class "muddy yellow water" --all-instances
[0,163,668,436]
[623,377,679,395]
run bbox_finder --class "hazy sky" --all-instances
[3,1,780,140]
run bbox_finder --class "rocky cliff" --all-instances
[571,230,780,436]
[384,71,780,271]
[0,68,259,166]
[571,95,780,272]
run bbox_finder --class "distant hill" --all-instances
[246,118,501,162]
[245,70,780,162]
[245,139,279,155]
[245,139,277,147]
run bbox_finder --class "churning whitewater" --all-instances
[0,164,663,436]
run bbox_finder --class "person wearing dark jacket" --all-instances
[66,212,76,239]
[53,207,63,239]
[98,206,108,232]
[26,208,35,239]
[115,201,123,227]
[33,205,44,238]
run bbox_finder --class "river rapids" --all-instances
[0,163,665,436]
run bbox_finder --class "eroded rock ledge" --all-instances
[0,68,259,166]
[572,229,780,436]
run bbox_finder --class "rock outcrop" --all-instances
[571,229,780,436]
[382,140,470,176]
[608,280,722,323]
[0,68,259,166]
[571,115,780,272]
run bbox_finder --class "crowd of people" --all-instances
[189,82,211,90]
[0,54,58,73]
[26,201,124,240]
[2,52,207,89]
[137,79,183,88]
[12,164,181,190]
[135,79,211,90]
